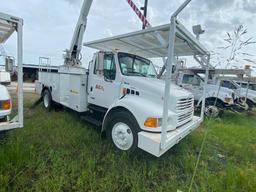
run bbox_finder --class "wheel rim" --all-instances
[43,93,50,108]
[205,105,219,118]
[111,122,134,150]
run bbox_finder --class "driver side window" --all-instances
[103,54,116,81]
[221,80,236,89]
[183,74,195,85]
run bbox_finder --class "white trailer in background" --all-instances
[0,12,23,131]
[36,0,210,157]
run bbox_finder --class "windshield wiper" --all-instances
[127,71,146,77]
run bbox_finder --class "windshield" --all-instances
[118,52,157,78]
[241,83,256,91]
[240,83,248,88]
[250,84,256,90]
[182,74,201,86]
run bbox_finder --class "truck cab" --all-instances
[176,72,235,117]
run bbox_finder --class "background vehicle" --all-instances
[175,71,234,117]
[236,81,256,91]
[218,79,256,109]
[35,0,210,157]
[0,70,11,85]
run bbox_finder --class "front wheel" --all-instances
[106,110,139,152]
[204,100,224,118]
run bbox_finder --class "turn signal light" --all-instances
[144,117,158,128]
[1,100,11,110]
[123,88,127,95]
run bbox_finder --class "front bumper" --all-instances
[138,116,202,157]
[0,109,11,119]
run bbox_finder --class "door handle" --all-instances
[90,86,93,92]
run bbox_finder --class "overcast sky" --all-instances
[0,0,256,73]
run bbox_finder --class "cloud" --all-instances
[0,0,255,71]
[242,0,256,13]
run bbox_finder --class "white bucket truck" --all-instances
[0,12,23,131]
[36,0,210,157]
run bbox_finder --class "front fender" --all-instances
[197,90,233,106]
[102,95,175,132]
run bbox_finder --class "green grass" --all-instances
[0,93,256,192]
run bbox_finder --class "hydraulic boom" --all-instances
[64,0,93,66]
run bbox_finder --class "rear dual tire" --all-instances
[42,89,52,111]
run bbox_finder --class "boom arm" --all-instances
[64,0,93,66]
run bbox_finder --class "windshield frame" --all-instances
[231,81,240,89]
[117,52,157,78]
[250,83,256,91]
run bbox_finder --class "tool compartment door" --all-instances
[69,74,87,112]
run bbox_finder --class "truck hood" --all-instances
[206,84,234,95]
[0,84,10,100]
[122,76,193,101]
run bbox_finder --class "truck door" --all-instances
[88,53,120,108]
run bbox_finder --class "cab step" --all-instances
[80,114,102,127]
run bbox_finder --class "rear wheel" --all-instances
[204,100,224,118]
[43,89,52,111]
[106,110,139,152]
[246,100,254,111]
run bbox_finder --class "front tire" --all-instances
[204,100,224,118]
[106,110,139,152]
[42,89,52,111]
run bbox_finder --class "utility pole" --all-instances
[140,0,148,29]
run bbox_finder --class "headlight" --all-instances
[144,117,162,128]
[0,100,11,110]
[224,97,232,103]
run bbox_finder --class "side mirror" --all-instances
[5,57,14,72]
[95,52,104,75]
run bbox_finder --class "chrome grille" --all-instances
[176,97,193,112]
[176,97,194,126]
